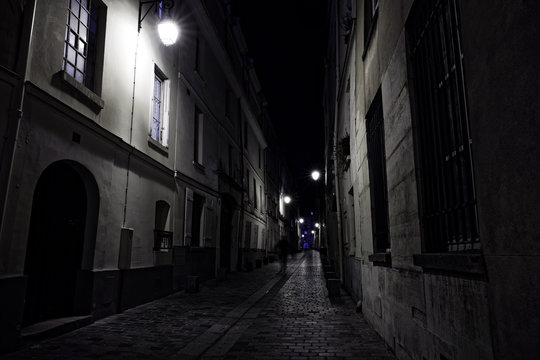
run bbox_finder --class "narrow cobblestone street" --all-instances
[2,251,393,360]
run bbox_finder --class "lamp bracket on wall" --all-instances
[138,0,175,32]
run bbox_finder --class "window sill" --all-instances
[148,137,169,157]
[368,252,391,267]
[56,70,104,112]
[413,253,486,276]
[192,161,205,173]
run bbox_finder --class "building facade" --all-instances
[0,0,291,353]
[324,0,540,359]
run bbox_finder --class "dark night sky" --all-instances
[234,0,328,212]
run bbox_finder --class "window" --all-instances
[246,170,250,196]
[244,221,251,248]
[63,0,99,90]
[243,121,248,149]
[228,145,233,176]
[260,185,263,213]
[363,0,378,54]
[225,87,232,121]
[366,90,390,253]
[253,224,259,249]
[194,108,204,165]
[151,65,169,146]
[253,179,257,209]
[406,0,479,252]
[154,200,172,251]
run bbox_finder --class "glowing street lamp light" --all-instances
[311,230,315,234]
[299,218,304,224]
[139,1,179,46]
[311,170,321,181]
[157,19,179,46]
[315,223,320,228]
[284,195,292,204]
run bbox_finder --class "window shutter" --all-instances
[253,224,258,249]
[203,198,214,247]
[184,188,194,245]
[162,79,170,147]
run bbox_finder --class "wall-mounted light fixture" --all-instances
[139,0,179,46]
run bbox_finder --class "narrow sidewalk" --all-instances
[1,254,304,360]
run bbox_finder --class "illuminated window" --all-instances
[63,0,99,90]
[151,65,169,146]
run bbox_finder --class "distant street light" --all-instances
[299,218,304,224]
[284,195,292,204]
[311,170,321,181]
[315,223,320,228]
[311,230,315,234]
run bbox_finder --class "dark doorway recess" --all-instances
[24,160,99,326]
[219,194,236,271]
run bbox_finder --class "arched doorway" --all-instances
[23,161,99,326]
[220,194,236,271]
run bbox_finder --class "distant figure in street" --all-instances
[276,237,289,274]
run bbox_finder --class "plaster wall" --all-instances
[0,89,128,276]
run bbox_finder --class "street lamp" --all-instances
[315,223,320,228]
[311,170,321,181]
[299,218,304,224]
[157,19,179,46]
[139,1,179,46]
[284,195,292,204]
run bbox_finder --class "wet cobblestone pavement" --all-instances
[2,251,394,359]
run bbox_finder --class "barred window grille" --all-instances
[406,0,479,252]
[63,0,98,90]
[366,90,390,253]
[153,230,173,251]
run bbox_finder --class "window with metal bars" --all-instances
[366,90,390,253]
[406,0,479,252]
[63,0,98,91]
